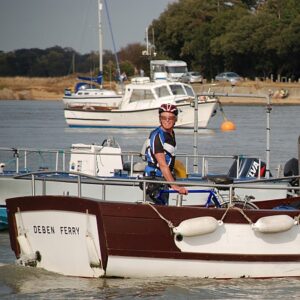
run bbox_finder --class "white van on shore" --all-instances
[150,60,188,82]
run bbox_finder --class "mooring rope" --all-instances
[220,205,253,224]
[144,202,254,234]
[143,202,175,229]
[294,214,300,225]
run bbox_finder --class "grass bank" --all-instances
[0,76,300,104]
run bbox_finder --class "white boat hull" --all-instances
[64,101,217,128]
[14,209,105,277]
[107,256,300,278]
[7,196,300,279]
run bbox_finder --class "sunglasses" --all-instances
[160,116,176,121]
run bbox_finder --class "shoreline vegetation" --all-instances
[0,76,300,105]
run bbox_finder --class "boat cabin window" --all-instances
[154,86,171,98]
[129,89,155,102]
[170,84,185,96]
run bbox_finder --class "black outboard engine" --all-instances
[227,157,267,179]
[284,157,299,187]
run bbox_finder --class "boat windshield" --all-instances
[129,89,155,102]
[169,84,185,96]
[154,86,171,98]
[184,85,195,97]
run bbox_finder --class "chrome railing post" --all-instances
[31,174,36,196]
[42,178,46,195]
[77,175,82,197]
[63,151,66,171]
[16,150,19,173]
[176,194,183,207]
[24,150,27,171]
[55,151,59,171]
[130,154,134,177]
[143,181,146,202]
[102,184,106,200]
[229,185,233,204]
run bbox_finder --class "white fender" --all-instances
[252,215,296,233]
[17,234,34,257]
[86,233,101,267]
[173,216,222,237]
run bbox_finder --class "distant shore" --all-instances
[0,76,300,105]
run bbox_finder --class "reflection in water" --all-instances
[1,262,300,299]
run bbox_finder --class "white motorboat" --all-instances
[64,78,218,128]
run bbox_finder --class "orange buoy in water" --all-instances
[221,120,236,131]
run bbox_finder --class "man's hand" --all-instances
[172,185,188,195]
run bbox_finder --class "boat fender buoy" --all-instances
[173,216,222,237]
[86,234,101,268]
[17,234,34,257]
[221,120,236,131]
[252,215,296,233]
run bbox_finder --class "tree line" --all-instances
[1,0,300,81]
[151,0,300,80]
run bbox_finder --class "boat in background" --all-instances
[63,0,123,108]
[64,78,218,128]
[63,73,122,108]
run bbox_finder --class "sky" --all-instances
[0,0,177,54]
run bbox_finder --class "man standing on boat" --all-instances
[144,103,188,205]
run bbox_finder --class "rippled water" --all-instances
[0,100,300,299]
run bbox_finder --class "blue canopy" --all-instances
[77,72,103,85]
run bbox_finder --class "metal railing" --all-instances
[0,146,267,179]
[15,170,300,207]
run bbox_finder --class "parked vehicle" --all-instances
[180,72,203,84]
[215,72,242,84]
[150,60,188,82]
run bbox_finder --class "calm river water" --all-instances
[0,100,300,299]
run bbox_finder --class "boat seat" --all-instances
[123,161,147,173]
[204,175,234,190]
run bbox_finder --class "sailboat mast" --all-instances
[98,0,103,73]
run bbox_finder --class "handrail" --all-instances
[14,170,300,207]
[0,146,268,180]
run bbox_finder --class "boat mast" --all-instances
[98,0,103,74]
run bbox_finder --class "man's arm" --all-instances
[155,152,188,195]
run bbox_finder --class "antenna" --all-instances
[142,27,156,57]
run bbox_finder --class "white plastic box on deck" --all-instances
[69,143,123,177]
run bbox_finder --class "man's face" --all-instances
[160,112,176,130]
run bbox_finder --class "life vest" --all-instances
[144,126,176,177]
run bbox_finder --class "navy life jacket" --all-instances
[144,126,176,177]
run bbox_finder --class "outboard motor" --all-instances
[284,157,299,187]
[227,157,267,179]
